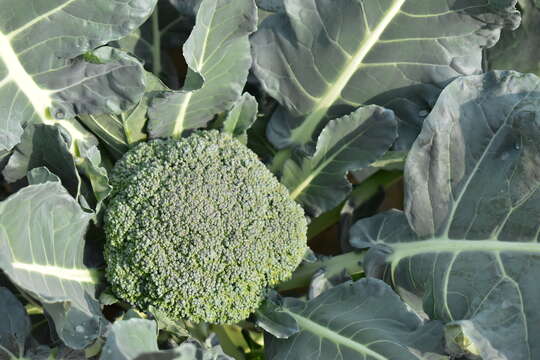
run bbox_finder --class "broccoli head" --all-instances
[104,130,307,324]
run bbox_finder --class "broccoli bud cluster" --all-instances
[104,130,307,324]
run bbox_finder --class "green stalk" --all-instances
[151,9,161,76]
[277,251,364,292]
[269,147,291,173]
[0,343,17,359]
[307,170,402,240]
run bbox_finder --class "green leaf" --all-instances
[351,71,540,359]
[255,298,299,339]
[137,336,233,360]
[0,180,105,349]
[168,0,203,16]
[252,0,520,150]
[222,93,259,140]
[263,279,446,359]
[101,319,233,360]
[3,124,111,212]
[100,319,159,360]
[281,105,396,216]
[78,72,169,158]
[147,306,190,338]
[0,287,31,358]
[111,2,194,88]
[27,166,61,185]
[255,0,284,12]
[99,290,119,306]
[147,0,258,138]
[0,0,156,154]
[487,0,540,76]
[3,124,82,197]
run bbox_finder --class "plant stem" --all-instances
[0,343,17,360]
[269,148,291,174]
[307,170,402,240]
[152,8,161,76]
[277,251,364,292]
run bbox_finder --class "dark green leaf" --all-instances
[352,71,540,359]
[281,105,396,216]
[263,279,446,359]
[3,125,82,198]
[111,2,193,88]
[0,287,30,358]
[488,0,540,76]
[252,0,520,150]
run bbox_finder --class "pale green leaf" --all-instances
[100,319,159,360]
[222,93,258,139]
[147,0,257,138]
[27,166,61,185]
[100,319,232,360]
[0,180,105,348]
[281,105,396,216]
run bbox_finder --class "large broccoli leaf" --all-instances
[0,0,156,154]
[350,71,540,359]
[252,0,520,151]
[262,279,447,360]
[0,176,105,349]
[147,0,257,138]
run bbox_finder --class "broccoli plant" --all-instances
[0,0,536,359]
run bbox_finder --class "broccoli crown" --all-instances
[104,130,307,324]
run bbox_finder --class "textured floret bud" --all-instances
[104,130,307,324]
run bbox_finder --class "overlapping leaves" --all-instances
[350,71,540,359]
[0,0,156,153]
[252,0,519,150]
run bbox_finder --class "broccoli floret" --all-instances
[104,130,307,324]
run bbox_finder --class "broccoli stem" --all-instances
[276,251,364,292]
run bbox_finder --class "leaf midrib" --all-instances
[288,0,405,146]
[388,239,540,264]
[0,31,52,119]
[11,262,99,284]
[285,310,388,360]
